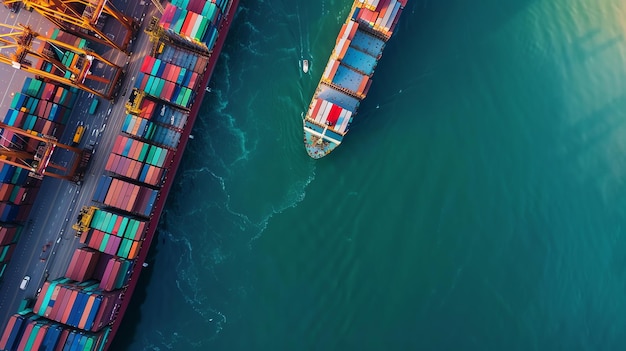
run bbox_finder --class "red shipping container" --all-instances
[15,321,34,350]
[31,324,48,350]
[111,136,120,155]
[181,12,194,36]
[61,290,78,324]
[0,314,18,350]
[55,329,70,351]
[67,249,87,281]
[105,154,116,171]
[0,226,17,246]
[50,288,68,321]
[13,187,28,205]
[78,295,96,329]
[33,281,50,313]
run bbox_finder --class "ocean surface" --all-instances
[112,0,626,350]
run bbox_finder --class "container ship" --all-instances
[302,0,407,158]
[0,0,238,350]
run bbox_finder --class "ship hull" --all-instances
[302,0,407,158]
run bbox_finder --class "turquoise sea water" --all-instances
[113,0,626,349]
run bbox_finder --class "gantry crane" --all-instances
[2,0,138,53]
[72,205,97,236]
[0,23,122,99]
[125,88,145,116]
[145,16,212,56]
[149,0,164,14]
[0,123,91,182]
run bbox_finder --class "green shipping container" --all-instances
[119,217,129,237]
[138,143,149,161]
[150,59,160,76]
[101,213,113,232]
[99,233,110,252]
[24,324,41,350]
[106,214,117,233]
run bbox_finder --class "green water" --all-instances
[113,0,626,349]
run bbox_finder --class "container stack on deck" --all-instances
[122,98,189,150]
[0,311,110,351]
[32,278,121,332]
[104,135,173,186]
[65,247,101,282]
[159,0,230,51]
[303,0,407,158]
[78,206,146,259]
[0,0,238,348]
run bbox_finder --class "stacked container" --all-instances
[105,135,172,187]
[136,96,189,130]
[92,175,158,218]
[79,228,142,260]
[121,113,181,149]
[159,0,225,50]
[88,209,148,241]
[65,248,101,282]
[33,278,121,332]
[355,0,407,36]
[98,257,134,292]
[135,55,197,109]
[0,312,110,351]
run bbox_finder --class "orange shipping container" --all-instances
[78,295,96,329]
[323,60,340,81]
[357,75,370,94]
[0,183,13,201]
[128,240,141,259]
[61,290,78,324]
[104,179,118,205]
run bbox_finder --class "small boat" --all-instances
[302,59,309,73]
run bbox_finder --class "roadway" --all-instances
[0,0,157,332]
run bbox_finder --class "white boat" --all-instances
[302,59,309,73]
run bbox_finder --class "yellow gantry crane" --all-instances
[0,23,122,99]
[0,122,86,181]
[2,0,138,52]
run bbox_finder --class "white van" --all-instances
[20,276,30,290]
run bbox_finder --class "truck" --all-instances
[88,99,99,115]
[72,123,85,146]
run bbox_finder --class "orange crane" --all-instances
[0,23,122,99]
[2,0,138,52]
[145,16,212,55]
[0,123,90,182]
